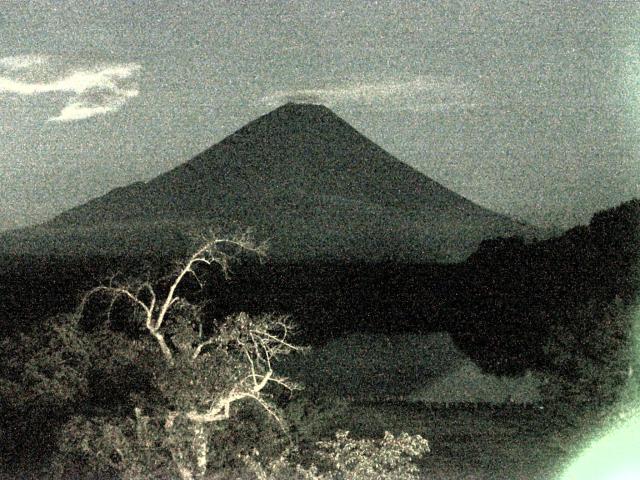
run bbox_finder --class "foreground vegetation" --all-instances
[1,197,638,478]
[0,232,432,479]
[0,392,617,479]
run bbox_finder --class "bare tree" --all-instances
[73,231,305,480]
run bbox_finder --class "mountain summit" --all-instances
[3,103,537,261]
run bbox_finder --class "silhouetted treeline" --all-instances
[0,253,162,337]
[456,198,639,393]
[0,252,465,342]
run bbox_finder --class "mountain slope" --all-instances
[2,103,537,262]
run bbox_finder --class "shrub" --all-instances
[283,394,351,446]
[242,430,430,480]
[542,296,633,412]
[16,231,305,480]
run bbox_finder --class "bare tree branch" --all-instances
[76,231,268,368]
[71,230,300,480]
[181,312,302,429]
[191,338,216,360]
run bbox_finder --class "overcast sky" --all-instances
[1,0,638,231]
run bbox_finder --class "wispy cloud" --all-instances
[0,55,141,122]
[0,54,47,71]
[262,76,480,112]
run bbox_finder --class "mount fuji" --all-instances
[2,103,538,262]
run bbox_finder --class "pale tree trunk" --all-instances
[170,446,194,480]
[193,422,209,479]
[167,421,210,480]
[165,413,195,480]
[176,465,195,480]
